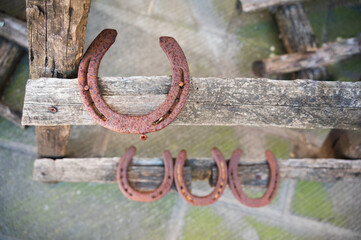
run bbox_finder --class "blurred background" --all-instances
[0,0,361,239]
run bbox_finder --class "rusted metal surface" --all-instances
[228,149,280,207]
[174,148,228,206]
[48,106,57,113]
[78,29,190,140]
[116,146,174,202]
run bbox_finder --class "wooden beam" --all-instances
[240,0,307,12]
[275,3,328,80]
[0,12,27,48]
[33,157,361,190]
[22,77,361,130]
[253,36,361,77]
[0,39,23,94]
[26,0,91,158]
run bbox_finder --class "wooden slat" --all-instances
[22,77,361,129]
[33,157,361,190]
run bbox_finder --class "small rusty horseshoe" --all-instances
[116,146,174,202]
[78,29,190,140]
[174,148,228,206]
[228,149,280,208]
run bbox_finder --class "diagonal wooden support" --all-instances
[22,77,361,129]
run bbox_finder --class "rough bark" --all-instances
[22,77,361,130]
[275,3,328,80]
[253,36,361,76]
[26,0,91,158]
[33,157,361,190]
[240,0,307,12]
[0,12,28,48]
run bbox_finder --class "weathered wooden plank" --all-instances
[26,0,91,158]
[240,0,307,12]
[275,3,328,80]
[33,157,361,190]
[0,12,27,48]
[22,77,361,129]
[253,36,361,76]
[33,157,192,191]
[0,39,23,93]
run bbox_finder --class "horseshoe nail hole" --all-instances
[180,186,183,190]
[120,168,123,172]
[125,188,128,192]
[152,195,156,199]
[159,191,163,195]
[168,176,171,179]
[129,193,133,197]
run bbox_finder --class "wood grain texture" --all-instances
[0,12,27,48]
[0,39,23,93]
[33,157,192,191]
[275,3,328,80]
[240,0,306,12]
[33,157,361,190]
[22,77,361,129]
[253,36,361,76]
[26,0,91,158]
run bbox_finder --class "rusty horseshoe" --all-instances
[174,148,227,206]
[116,146,174,202]
[228,149,280,208]
[78,29,190,140]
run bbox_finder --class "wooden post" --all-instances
[274,3,328,80]
[26,0,91,158]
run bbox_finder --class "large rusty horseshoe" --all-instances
[228,149,280,208]
[174,148,228,206]
[116,146,174,202]
[78,29,190,140]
